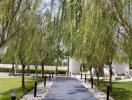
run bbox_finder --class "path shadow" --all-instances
[67,85,89,95]
[53,77,77,82]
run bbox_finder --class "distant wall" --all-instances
[129,70,132,76]
[113,61,129,75]
[69,58,80,75]
[0,64,67,70]
[104,61,129,76]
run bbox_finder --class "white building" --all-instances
[112,61,129,76]
[104,61,129,76]
[69,58,80,75]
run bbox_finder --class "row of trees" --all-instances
[0,0,64,90]
[0,0,132,90]
[50,0,132,86]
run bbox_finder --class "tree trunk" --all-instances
[12,63,15,76]
[35,65,38,78]
[90,67,92,79]
[109,63,113,85]
[22,64,25,90]
[67,57,69,76]
[56,66,58,75]
[56,56,58,75]
[14,64,17,75]
[95,67,100,85]
[97,71,100,85]
[109,62,113,91]
[41,64,44,78]
[99,65,104,76]
[90,67,93,88]
[27,65,30,76]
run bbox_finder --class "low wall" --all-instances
[0,64,67,70]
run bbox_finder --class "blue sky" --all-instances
[39,0,59,16]
[41,0,50,5]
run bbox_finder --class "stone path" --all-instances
[43,77,96,100]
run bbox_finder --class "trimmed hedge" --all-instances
[0,67,67,74]
[0,68,10,72]
[17,69,66,74]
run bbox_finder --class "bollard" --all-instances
[11,96,16,100]
[81,72,82,79]
[52,72,53,78]
[49,74,51,81]
[70,72,71,76]
[110,84,112,92]
[44,75,47,87]
[85,74,86,83]
[34,81,37,97]
[106,84,110,100]
[11,89,17,100]
[91,77,93,89]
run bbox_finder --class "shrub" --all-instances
[0,68,10,72]
[16,69,66,74]
[0,67,67,74]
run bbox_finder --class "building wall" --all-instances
[104,61,129,76]
[69,58,80,75]
[113,61,129,75]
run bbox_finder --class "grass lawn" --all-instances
[0,77,35,100]
[94,80,132,100]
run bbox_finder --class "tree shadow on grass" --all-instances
[94,80,132,100]
[1,87,23,100]
[111,87,132,100]
[1,81,34,100]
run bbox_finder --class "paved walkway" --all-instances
[43,77,96,100]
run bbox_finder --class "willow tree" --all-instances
[0,0,41,79]
[95,0,132,72]
[50,0,131,87]
[2,42,18,75]
[3,0,41,89]
[92,0,132,86]
[62,0,118,86]
[49,0,68,74]
[0,0,36,47]
[52,0,85,75]
[56,0,102,78]
[16,16,38,90]
[111,0,132,66]
[0,0,30,71]
[34,8,56,77]
[56,0,98,82]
